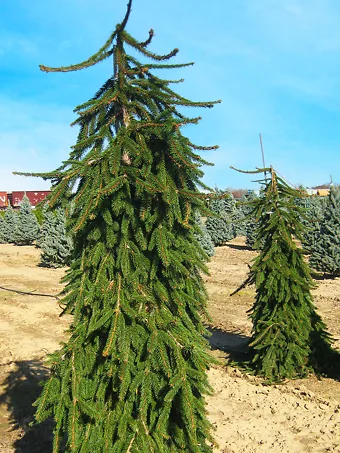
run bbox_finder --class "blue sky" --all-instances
[1,0,340,192]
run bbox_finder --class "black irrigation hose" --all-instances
[0,285,61,300]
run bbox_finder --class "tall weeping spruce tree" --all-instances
[231,167,336,382]
[15,3,221,452]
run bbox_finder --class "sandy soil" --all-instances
[0,238,339,452]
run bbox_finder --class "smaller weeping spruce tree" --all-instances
[309,186,340,277]
[15,195,40,245]
[231,166,337,381]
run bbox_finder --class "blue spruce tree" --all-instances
[3,205,18,244]
[301,196,326,254]
[0,214,6,243]
[36,203,53,249]
[40,207,73,267]
[243,191,260,249]
[232,199,246,238]
[193,211,214,258]
[309,187,340,277]
[15,195,40,245]
[205,189,235,246]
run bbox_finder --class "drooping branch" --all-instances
[122,31,179,60]
[39,0,132,74]
[13,170,63,180]
[39,51,113,73]
[138,29,154,48]
[230,165,272,175]
[141,62,195,70]
[39,33,116,73]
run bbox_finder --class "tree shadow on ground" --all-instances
[207,327,340,382]
[312,348,340,382]
[36,262,55,269]
[225,243,253,251]
[207,326,250,359]
[311,271,340,281]
[0,360,54,453]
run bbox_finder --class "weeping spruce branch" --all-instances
[14,2,221,452]
[231,166,338,382]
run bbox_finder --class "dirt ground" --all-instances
[0,238,339,452]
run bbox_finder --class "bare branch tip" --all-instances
[120,0,133,31]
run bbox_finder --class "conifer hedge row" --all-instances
[205,189,254,246]
[308,187,340,277]
[0,196,39,245]
[0,195,72,267]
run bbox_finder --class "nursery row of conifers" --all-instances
[1,187,339,277]
[0,195,72,267]
[205,186,340,278]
